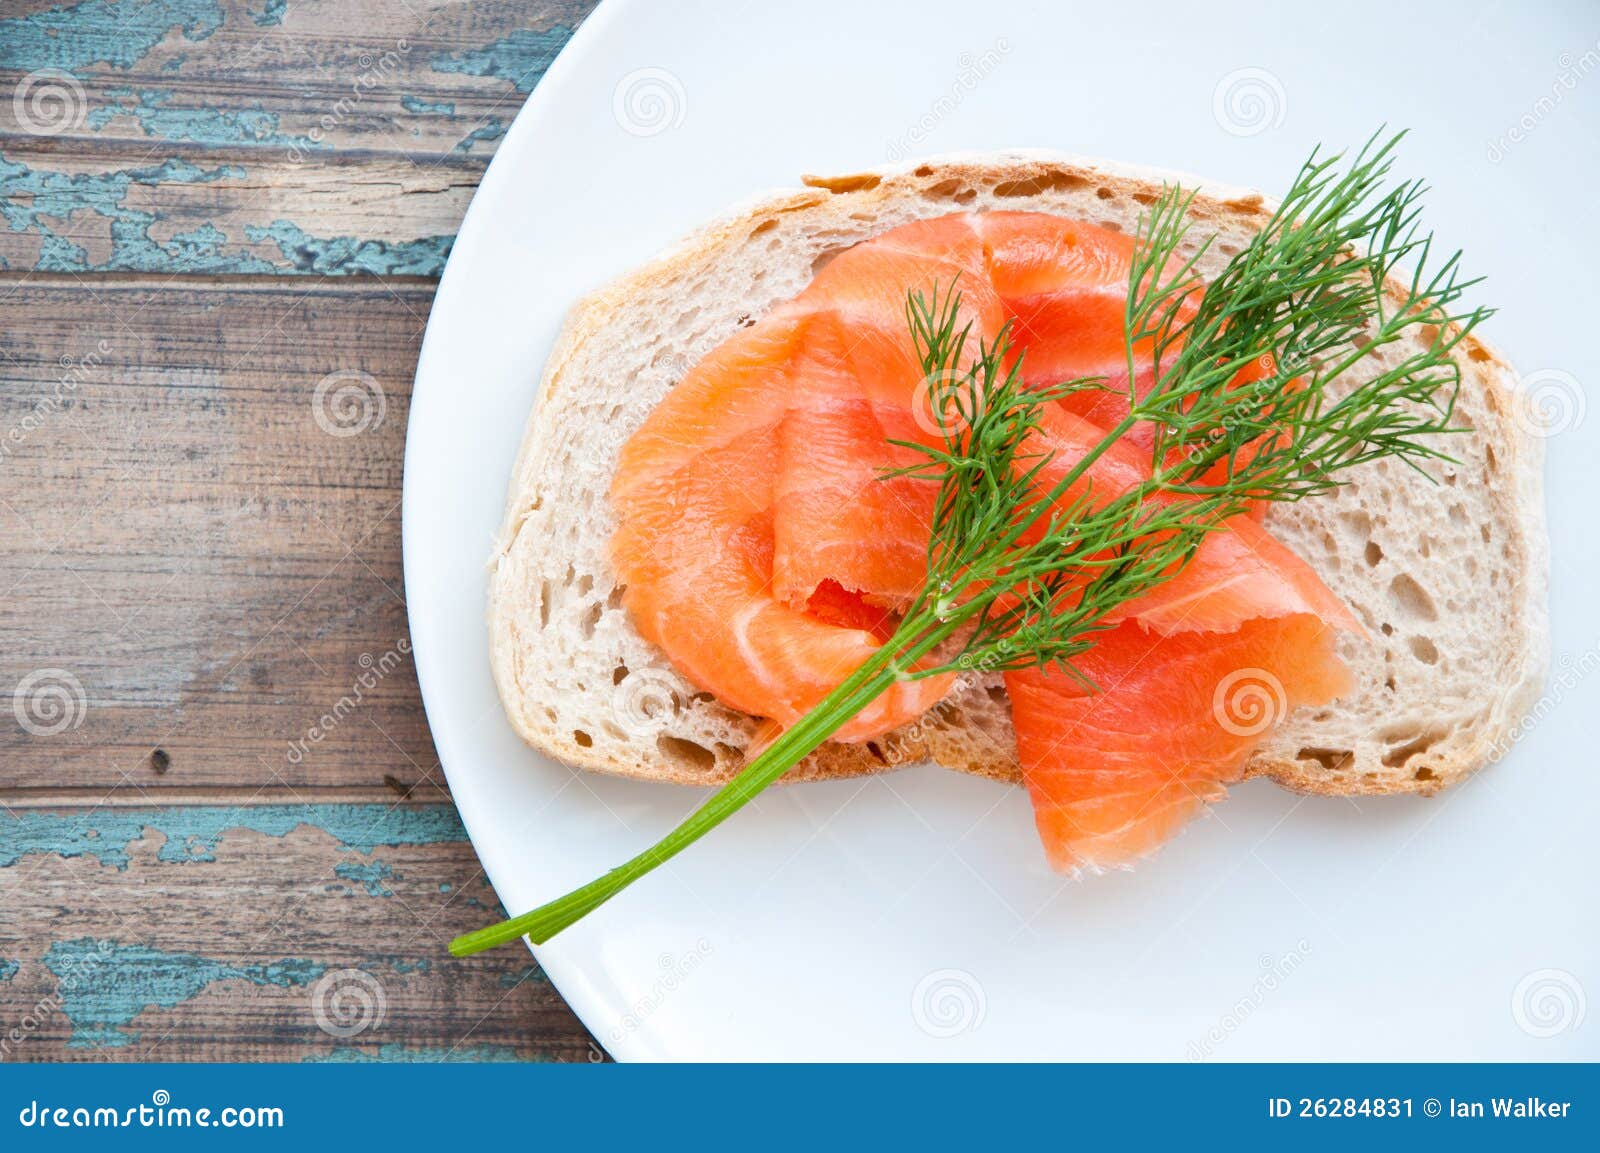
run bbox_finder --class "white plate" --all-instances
[403,0,1598,1060]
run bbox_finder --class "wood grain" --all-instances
[1,275,438,793]
[0,0,599,275]
[0,803,599,1061]
[0,0,604,1063]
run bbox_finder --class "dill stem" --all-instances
[449,612,961,955]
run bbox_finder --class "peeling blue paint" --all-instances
[430,27,571,93]
[0,0,225,73]
[498,964,548,988]
[251,0,288,26]
[454,117,506,153]
[42,938,324,1048]
[86,87,322,151]
[310,1043,524,1063]
[334,860,394,897]
[244,220,455,276]
[0,804,469,871]
[0,152,266,273]
[401,95,455,115]
[0,959,18,983]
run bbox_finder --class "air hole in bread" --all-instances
[923,177,964,200]
[954,188,977,204]
[913,165,935,177]
[811,247,844,277]
[538,581,551,628]
[576,573,594,596]
[612,663,629,685]
[1448,503,1468,525]
[1099,221,1122,232]
[736,314,755,328]
[750,219,778,237]
[992,170,1091,198]
[1408,635,1440,665]
[1296,747,1354,771]
[573,730,593,748]
[865,741,888,764]
[1364,540,1383,566]
[1384,674,1397,691]
[1413,766,1437,781]
[606,585,626,609]
[579,602,602,639]
[1095,186,1114,200]
[1484,444,1498,473]
[1380,622,1394,636]
[804,173,882,194]
[1388,573,1437,621]
[1480,523,1492,544]
[657,735,717,773]
[1467,344,1491,362]
[1130,191,1157,206]
[1381,729,1443,767]
[1217,242,1240,256]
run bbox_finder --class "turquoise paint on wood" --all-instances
[430,27,573,93]
[243,220,455,276]
[41,938,326,1048]
[454,118,507,153]
[0,959,19,983]
[86,88,323,151]
[250,0,289,26]
[334,860,395,897]
[0,0,225,73]
[0,804,469,871]
[402,96,456,115]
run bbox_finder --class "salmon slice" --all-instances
[611,211,1356,868]
[1007,615,1354,873]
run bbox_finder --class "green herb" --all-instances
[450,131,1487,956]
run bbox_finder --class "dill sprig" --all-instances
[449,132,1488,956]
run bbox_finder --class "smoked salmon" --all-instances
[610,212,1359,870]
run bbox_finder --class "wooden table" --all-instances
[1,0,600,1061]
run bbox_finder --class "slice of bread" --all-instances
[488,151,1548,798]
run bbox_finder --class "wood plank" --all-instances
[1,275,447,792]
[0,0,598,275]
[0,803,599,1060]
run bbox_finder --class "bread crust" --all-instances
[488,151,1548,797]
